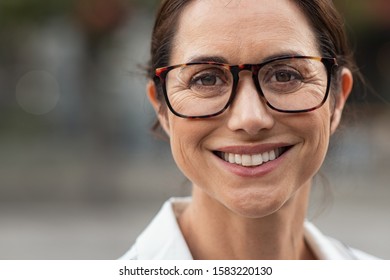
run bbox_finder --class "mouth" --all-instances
[213,146,291,167]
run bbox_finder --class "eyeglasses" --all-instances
[153,56,338,119]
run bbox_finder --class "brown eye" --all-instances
[261,67,304,94]
[272,70,301,83]
[196,74,219,86]
[274,71,293,82]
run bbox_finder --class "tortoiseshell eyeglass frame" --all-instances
[153,55,338,119]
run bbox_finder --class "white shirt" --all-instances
[120,197,378,260]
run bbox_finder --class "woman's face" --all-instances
[150,0,351,218]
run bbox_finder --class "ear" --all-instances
[330,68,353,134]
[147,80,170,136]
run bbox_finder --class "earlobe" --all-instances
[147,80,160,112]
[146,80,170,136]
[330,68,353,134]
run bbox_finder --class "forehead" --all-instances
[171,0,319,64]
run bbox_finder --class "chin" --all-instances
[223,191,289,219]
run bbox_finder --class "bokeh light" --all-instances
[15,70,60,115]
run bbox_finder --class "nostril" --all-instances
[226,85,275,135]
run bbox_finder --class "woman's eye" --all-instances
[261,66,305,94]
[197,75,217,85]
[271,70,302,82]
[192,74,223,86]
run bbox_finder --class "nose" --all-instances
[227,72,275,135]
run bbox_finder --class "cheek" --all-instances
[292,109,331,172]
[312,107,332,148]
[168,117,211,180]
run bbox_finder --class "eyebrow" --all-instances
[262,51,305,62]
[187,55,228,64]
[186,51,305,65]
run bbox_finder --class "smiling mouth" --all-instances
[213,146,291,167]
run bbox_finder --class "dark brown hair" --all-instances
[148,0,358,133]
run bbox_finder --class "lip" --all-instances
[212,143,293,177]
[215,143,291,155]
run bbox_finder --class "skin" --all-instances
[148,0,353,259]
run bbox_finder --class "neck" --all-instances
[178,183,315,260]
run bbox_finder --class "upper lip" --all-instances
[214,143,293,155]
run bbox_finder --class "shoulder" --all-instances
[326,237,379,260]
[119,197,193,260]
[304,221,379,260]
[119,244,138,260]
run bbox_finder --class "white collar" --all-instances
[125,197,376,260]
[134,197,193,260]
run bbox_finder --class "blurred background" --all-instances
[0,0,389,259]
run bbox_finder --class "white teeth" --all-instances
[220,148,282,167]
[241,155,252,166]
[262,151,269,162]
[252,154,263,165]
[235,154,242,164]
[229,153,235,163]
[269,150,276,161]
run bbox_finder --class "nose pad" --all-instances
[227,73,274,135]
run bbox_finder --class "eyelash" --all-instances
[190,70,226,86]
